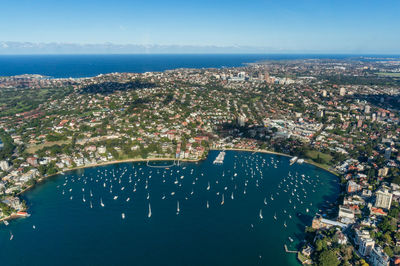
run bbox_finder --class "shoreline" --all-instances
[3,148,339,223]
[220,148,339,176]
[17,157,203,196]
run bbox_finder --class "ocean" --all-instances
[0,151,340,265]
[0,54,373,78]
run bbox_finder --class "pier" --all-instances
[284,244,298,254]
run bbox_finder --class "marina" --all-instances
[0,150,339,265]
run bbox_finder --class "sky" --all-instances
[0,0,399,54]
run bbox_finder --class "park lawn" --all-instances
[26,140,71,154]
[305,150,332,165]
[377,72,400,77]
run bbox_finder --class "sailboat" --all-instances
[259,209,263,219]
[176,201,180,215]
[148,203,152,218]
[100,198,105,207]
[273,213,277,220]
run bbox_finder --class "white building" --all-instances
[359,237,375,257]
[375,188,393,210]
[98,146,107,154]
[238,115,246,127]
[0,160,10,171]
[339,87,346,96]
[338,206,355,224]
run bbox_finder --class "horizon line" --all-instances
[1,53,400,56]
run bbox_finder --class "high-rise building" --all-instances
[359,238,375,257]
[370,246,390,266]
[372,113,377,122]
[238,115,246,127]
[384,148,392,160]
[375,188,392,210]
[264,72,270,83]
[347,180,362,193]
[339,87,346,96]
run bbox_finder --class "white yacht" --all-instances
[148,203,152,218]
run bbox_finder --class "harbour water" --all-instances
[0,150,339,265]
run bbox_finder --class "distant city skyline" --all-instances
[1,0,400,54]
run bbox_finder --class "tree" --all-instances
[315,239,328,252]
[318,250,340,266]
[383,246,393,257]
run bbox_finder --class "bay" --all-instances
[0,150,339,265]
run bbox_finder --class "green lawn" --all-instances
[377,72,400,77]
[305,150,332,164]
[26,140,71,154]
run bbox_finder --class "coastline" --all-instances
[17,157,203,196]
[3,148,339,223]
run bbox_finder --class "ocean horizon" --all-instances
[1,53,398,78]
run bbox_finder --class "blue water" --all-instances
[0,54,380,78]
[0,151,339,265]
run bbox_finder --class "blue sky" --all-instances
[0,0,399,53]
